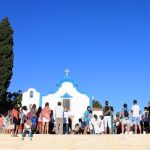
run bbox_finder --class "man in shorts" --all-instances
[131,100,141,134]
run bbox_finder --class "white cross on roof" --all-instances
[65,68,70,77]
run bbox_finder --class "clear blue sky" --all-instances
[0,0,150,113]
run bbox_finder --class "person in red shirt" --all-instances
[12,105,20,136]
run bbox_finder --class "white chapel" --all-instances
[22,69,93,126]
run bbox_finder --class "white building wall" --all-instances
[42,82,90,127]
[22,88,40,111]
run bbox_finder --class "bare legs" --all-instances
[42,122,49,134]
[135,124,141,134]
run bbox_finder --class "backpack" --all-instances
[103,106,111,116]
[123,108,129,117]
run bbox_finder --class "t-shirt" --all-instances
[30,117,37,125]
[42,107,50,120]
[132,104,141,117]
[12,109,19,120]
[38,114,43,122]
[84,110,91,122]
[143,111,149,122]
[24,122,32,131]
[103,106,111,116]
[63,111,69,123]
[122,108,129,118]
[55,106,64,118]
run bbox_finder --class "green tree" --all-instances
[93,100,102,108]
[0,17,14,105]
[7,90,22,107]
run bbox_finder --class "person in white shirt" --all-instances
[99,115,105,134]
[91,114,101,134]
[131,100,141,134]
[63,108,69,134]
[55,102,64,134]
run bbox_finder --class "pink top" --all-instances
[42,107,51,120]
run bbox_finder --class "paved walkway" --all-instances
[0,134,150,150]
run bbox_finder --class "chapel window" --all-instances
[63,99,70,110]
[30,91,33,98]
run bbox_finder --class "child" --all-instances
[37,112,42,134]
[73,124,80,134]
[21,119,32,140]
[114,112,121,134]
[79,118,85,134]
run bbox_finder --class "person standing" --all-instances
[83,106,92,134]
[36,107,42,134]
[12,105,20,136]
[121,103,130,134]
[143,107,149,133]
[30,104,37,134]
[131,100,141,134]
[55,102,64,134]
[49,110,55,134]
[42,102,51,134]
[63,108,69,134]
[103,101,113,134]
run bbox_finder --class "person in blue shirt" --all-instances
[83,106,92,134]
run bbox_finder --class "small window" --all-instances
[30,91,33,98]
[63,99,70,110]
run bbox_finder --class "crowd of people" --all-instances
[0,100,150,140]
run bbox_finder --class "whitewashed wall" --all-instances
[42,82,90,127]
[22,88,40,111]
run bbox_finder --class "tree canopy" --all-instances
[93,100,102,108]
[0,17,14,103]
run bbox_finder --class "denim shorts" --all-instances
[121,117,130,125]
[132,117,140,125]
[84,121,89,127]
